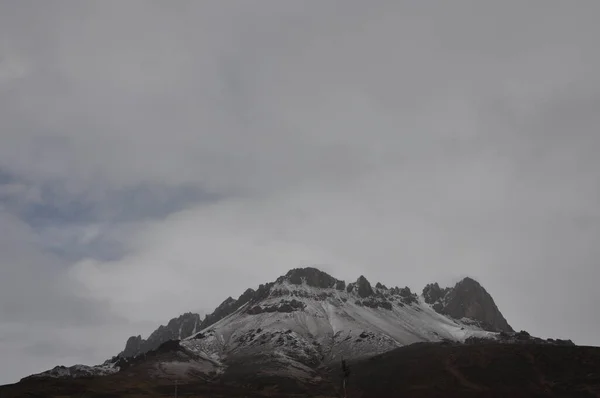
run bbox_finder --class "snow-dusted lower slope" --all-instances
[24,363,120,379]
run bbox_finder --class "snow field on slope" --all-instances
[182,280,495,366]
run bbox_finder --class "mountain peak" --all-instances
[457,276,480,287]
[422,277,513,333]
[447,277,513,332]
[279,267,344,289]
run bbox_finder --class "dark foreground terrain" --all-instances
[2,343,600,398]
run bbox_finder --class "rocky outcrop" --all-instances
[357,298,393,310]
[356,276,374,298]
[247,299,306,314]
[423,283,450,305]
[444,277,513,332]
[347,275,374,298]
[122,335,143,358]
[252,283,274,303]
[423,277,513,333]
[121,312,201,358]
[278,267,343,289]
[200,296,240,329]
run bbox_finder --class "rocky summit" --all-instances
[278,267,344,289]
[423,277,513,332]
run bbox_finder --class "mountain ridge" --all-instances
[119,267,513,359]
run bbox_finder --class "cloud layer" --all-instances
[1,1,600,384]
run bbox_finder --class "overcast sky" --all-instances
[1,0,600,385]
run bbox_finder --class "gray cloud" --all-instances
[1,0,600,385]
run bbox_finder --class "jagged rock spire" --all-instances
[354,275,374,298]
[422,277,513,333]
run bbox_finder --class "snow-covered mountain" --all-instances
[170,268,504,380]
[13,267,584,397]
[80,267,513,382]
[27,267,516,381]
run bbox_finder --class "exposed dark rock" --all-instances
[375,282,388,290]
[423,283,445,304]
[112,356,130,370]
[336,280,346,291]
[445,277,513,332]
[201,287,260,328]
[155,339,181,353]
[279,267,342,289]
[362,299,378,308]
[252,283,274,302]
[120,312,201,358]
[361,298,393,310]
[356,275,374,298]
[554,339,576,346]
[397,287,418,305]
[275,299,306,313]
[237,288,256,305]
[201,297,236,329]
[425,277,513,333]
[277,304,295,313]
[317,292,333,300]
[247,299,306,315]
[270,288,287,297]
[247,306,263,315]
[122,335,143,358]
